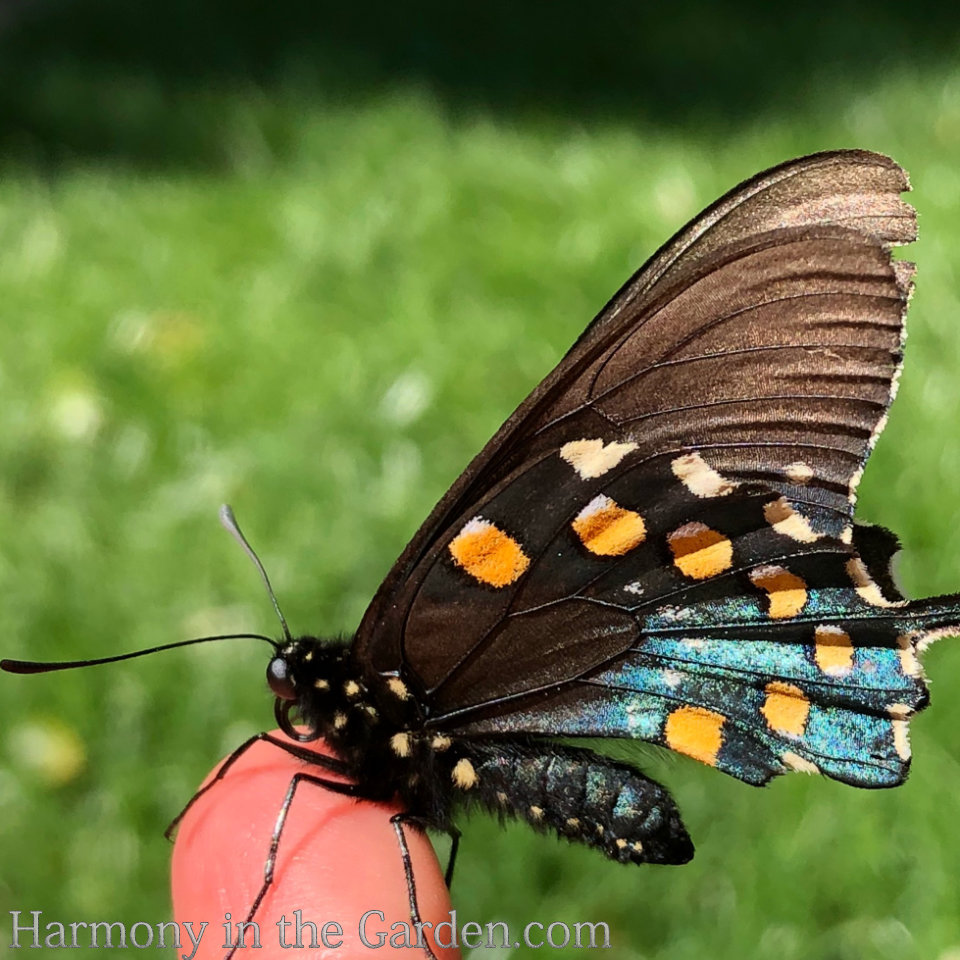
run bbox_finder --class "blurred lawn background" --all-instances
[3,2,960,957]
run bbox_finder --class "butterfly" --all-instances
[6,148,960,956]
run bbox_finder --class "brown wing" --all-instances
[351,150,916,706]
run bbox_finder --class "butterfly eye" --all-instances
[266,656,296,700]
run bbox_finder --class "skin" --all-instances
[171,729,461,959]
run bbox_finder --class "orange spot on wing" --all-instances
[572,495,647,556]
[667,522,733,579]
[814,625,854,675]
[750,565,807,618]
[448,517,530,588]
[664,705,725,766]
[761,682,810,737]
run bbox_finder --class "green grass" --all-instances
[4,6,960,958]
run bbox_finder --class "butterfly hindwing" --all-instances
[352,150,960,793]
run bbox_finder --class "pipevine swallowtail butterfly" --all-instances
[5,149,960,957]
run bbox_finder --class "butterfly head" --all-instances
[268,637,362,742]
[266,636,340,701]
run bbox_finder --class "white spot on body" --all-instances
[452,758,478,789]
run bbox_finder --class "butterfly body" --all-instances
[272,636,694,863]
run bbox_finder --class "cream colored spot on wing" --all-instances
[572,495,647,556]
[448,516,530,587]
[846,556,905,608]
[763,497,822,543]
[761,682,810,737]
[814,624,854,676]
[896,635,922,678]
[431,735,452,752]
[387,677,410,700]
[313,678,330,691]
[566,817,580,830]
[888,703,912,719]
[452,758,478,789]
[783,751,820,774]
[631,841,644,853]
[750,565,808,619]
[560,438,638,479]
[671,451,737,497]
[892,720,911,760]
[784,461,814,484]
[615,838,628,850]
[667,522,733,580]
[529,805,544,821]
[391,732,412,757]
[344,680,361,698]
[664,704,725,766]
[333,711,348,730]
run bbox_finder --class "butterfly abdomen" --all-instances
[456,740,694,865]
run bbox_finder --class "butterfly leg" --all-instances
[222,771,372,960]
[389,813,448,960]
[444,826,460,888]
[166,731,350,839]
[460,740,693,865]
[385,812,460,886]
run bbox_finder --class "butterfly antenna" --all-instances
[219,504,293,643]
[1,633,280,675]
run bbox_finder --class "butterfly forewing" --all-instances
[352,149,960,792]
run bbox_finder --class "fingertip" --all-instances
[171,730,460,958]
